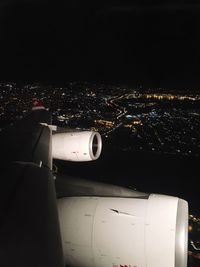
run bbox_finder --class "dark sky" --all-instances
[1,0,200,89]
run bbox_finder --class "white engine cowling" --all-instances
[58,195,188,267]
[52,131,102,162]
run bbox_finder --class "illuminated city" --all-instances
[1,81,200,158]
[189,214,200,265]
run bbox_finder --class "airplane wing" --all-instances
[0,108,52,168]
[0,105,64,267]
[0,100,188,267]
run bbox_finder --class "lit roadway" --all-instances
[106,94,128,119]
[104,94,128,135]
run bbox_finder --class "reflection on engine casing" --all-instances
[58,194,188,267]
[52,131,102,162]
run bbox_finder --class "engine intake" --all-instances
[52,131,102,162]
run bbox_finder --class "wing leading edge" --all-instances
[0,107,65,267]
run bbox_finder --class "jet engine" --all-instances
[52,131,102,162]
[58,194,188,267]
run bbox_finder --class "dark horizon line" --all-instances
[1,77,200,92]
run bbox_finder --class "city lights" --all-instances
[0,82,200,157]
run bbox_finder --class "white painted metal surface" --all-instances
[57,195,188,267]
[175,198,188,267]
[52,131,102,161]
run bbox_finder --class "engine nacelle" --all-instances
[58,195,188,267]
[52,131,102,162]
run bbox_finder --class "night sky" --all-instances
[1,0,200,89]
